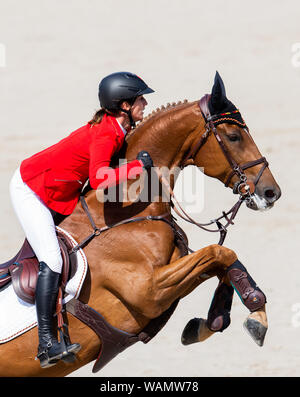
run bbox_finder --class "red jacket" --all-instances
[20,114,144,215]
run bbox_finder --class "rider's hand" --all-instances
[137,151,153,169]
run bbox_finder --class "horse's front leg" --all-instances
[182,260,268,347]
[151,244,237,315]
[227,262,267,346]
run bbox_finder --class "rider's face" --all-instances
[130,96,148,122]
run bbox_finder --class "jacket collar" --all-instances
[116,119,128,136]
[105,114,131,138]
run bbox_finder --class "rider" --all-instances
[9,72,154,368]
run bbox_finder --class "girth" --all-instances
[66,298,179,373]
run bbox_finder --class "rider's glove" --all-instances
[137,151,153,169]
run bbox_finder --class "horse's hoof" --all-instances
[181,318,213,345]
[181,318,201,345]
[243,317,267,347]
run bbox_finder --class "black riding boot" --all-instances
[35,262,80,368]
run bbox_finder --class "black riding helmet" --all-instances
[98,72,154,127]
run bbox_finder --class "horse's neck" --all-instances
[126,101,204,173]
[69,101,205,230]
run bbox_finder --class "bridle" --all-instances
[157,94,269,246]
[72,94,270,254]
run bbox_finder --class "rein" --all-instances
[156,167,242,246]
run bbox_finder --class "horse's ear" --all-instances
[209,71,228,114]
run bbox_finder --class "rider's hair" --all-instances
[88,97,137,126]
[88,108,109,125]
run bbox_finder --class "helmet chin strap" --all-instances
[119,107,136,128]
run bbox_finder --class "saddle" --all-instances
[0,230,77,304]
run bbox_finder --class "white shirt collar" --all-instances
[116,119,127,136]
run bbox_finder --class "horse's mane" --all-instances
[125,99,190,141]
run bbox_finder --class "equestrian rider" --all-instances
[9,72,154,368]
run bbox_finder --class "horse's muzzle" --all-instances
[246,185,281,211]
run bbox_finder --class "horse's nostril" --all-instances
[263,188,277,203]
[265,189,275,199]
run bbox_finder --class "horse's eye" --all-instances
[228,134,241,142]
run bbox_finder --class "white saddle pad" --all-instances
[0,226,88,344]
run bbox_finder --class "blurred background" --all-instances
[0,0,299,376]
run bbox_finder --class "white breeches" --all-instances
[9,167,63,273]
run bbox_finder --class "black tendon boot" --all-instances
[207,281,234,332]
[35,262,80,368]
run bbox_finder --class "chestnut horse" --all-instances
[0,73,281,376]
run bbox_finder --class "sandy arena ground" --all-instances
[0,0,299,377]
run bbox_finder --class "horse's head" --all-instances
[187,72,281,211]
[126,72,280,211]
